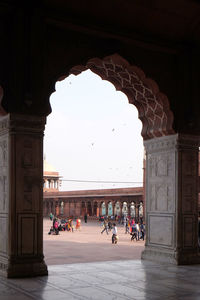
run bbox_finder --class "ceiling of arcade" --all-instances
[44,0,200,44]
[1,0,200,135]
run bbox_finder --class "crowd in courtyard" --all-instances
[100,215,145,243]
[48,212,145,244]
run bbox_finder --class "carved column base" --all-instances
[141,247,178,264]
[142,246,200,265]
[1,260,48,278]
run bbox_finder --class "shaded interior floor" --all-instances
[1,259,200,300]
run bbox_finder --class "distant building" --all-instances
[43,159,61,192]
[43,159,145,221]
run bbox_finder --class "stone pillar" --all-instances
[120,202,123,217]
[69,200,75,217]
[96,204,100,217]
[0,114,48,278]
[46,201,50,217]
[48,201,52,216]
[64,200,70,217]
[142,134,200,265]
[55,201,59,216]
[91,202,94,216]
[135,205,139,222]
[52,201,56,216]
[127,203,130,217]
[75,201,82,217]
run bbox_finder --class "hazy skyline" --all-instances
[44,70,144,191]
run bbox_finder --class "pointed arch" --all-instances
[69,54,174,140]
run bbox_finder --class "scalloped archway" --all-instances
[68,54,174,140]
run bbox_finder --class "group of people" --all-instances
[100,216,145,244]
[124,218,145,241]
[48,214,81,235]
[48,213,145,244]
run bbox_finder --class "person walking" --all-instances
[84,213,88,223]
[140,223,145,240]
[125,218,129,234]
[136,222,140,240]
[101,219,109,235]
[53,218,59,235]
[49,212,53,221]
[130,223,137,241]
[112,223,118,244]
[108,220,112,231]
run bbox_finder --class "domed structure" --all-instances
[43,159,61,192]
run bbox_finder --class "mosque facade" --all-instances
[43,159,144,221]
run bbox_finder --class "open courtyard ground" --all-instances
[43,218,145,265]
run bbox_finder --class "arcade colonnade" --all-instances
[1,1,200,278]
[43,189,144,222]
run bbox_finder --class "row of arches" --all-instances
[100,201,143,218]
[44,199,144,221]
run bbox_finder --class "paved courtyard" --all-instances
[1,219,200,299]
[43,218,145,265]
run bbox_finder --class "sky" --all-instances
[44,70,144,191]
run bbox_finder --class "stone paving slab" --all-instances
[1,260,200,299]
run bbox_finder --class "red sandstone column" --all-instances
[96,203,100,217]
[55,201,59,216]
[75,201,82,217]
[64,200,70,217]
[52,201,56,216]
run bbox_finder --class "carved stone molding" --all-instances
[177,134,200,150]
[144,134,200,153]
[0,114,46,135]
[144,134,177,153]
[9,114,46,134]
